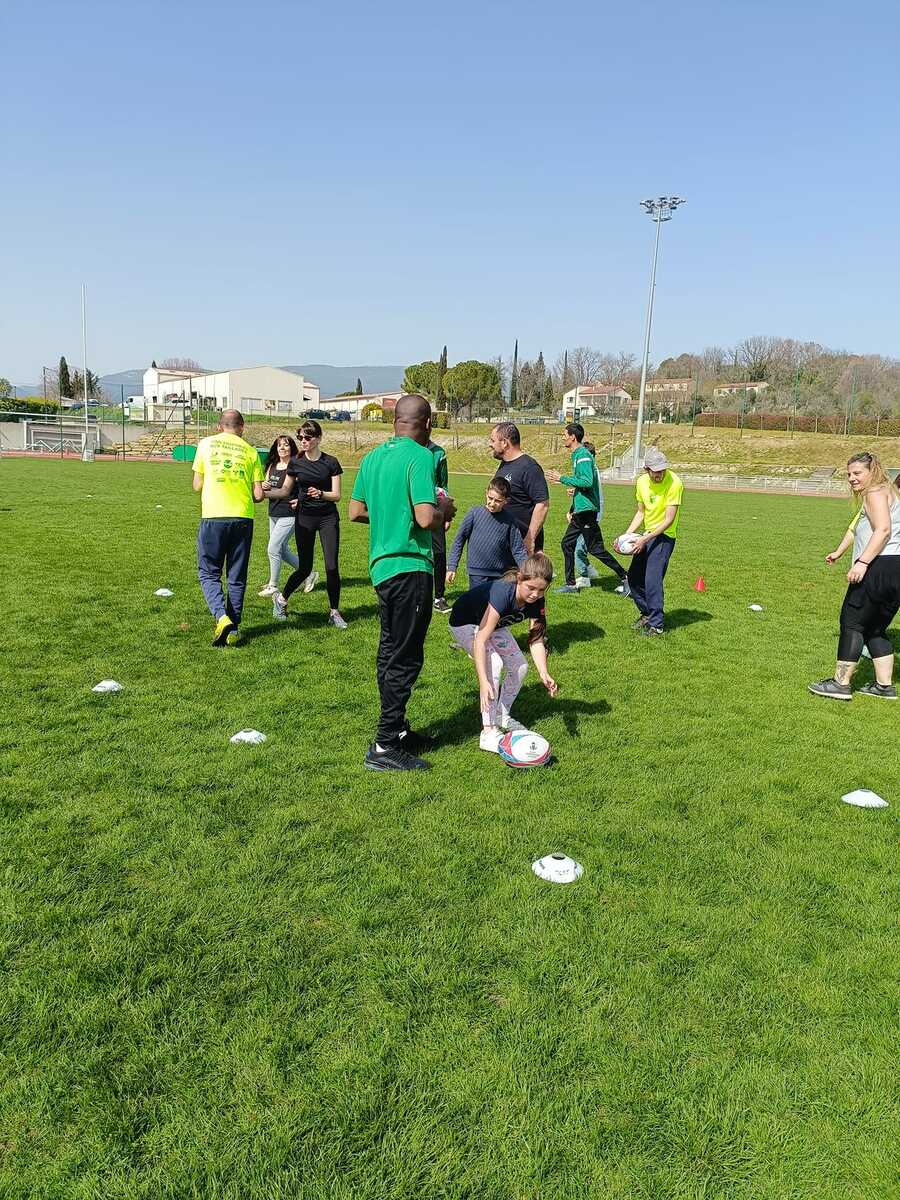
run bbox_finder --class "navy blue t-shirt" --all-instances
[449,578,544,630]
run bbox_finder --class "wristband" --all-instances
[854,558,870,566]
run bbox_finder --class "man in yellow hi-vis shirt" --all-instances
[617,446,684,637]
[192,409,265,645]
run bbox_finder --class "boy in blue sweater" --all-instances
[447,477,528,587]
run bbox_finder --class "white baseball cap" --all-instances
[644,447,668,471]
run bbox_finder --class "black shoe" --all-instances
[856,681,897,700]
[399,727,437,753]
[631,615,649,631]
[364,743,432,771]
[433,597,452,615]
[640,625,665,637]
[807,678,852,701]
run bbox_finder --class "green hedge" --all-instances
[0,399,61,420]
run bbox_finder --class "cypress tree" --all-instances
[509,340,518,408]
[435,344,447,410]
[58,356,72,399]
[543,374,555,410]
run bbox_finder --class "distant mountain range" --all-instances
[12,364,405,402]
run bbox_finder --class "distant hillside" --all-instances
[283,365,405,397]
[100,369,145,398]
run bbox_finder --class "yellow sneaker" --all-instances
[212,614,235,646]
[225,628,241,646]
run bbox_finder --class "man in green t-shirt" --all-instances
[191,409,265,645]
[428,437,452,614]
[617,446,684,636]
[350,395,457,770]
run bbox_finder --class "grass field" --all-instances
[2,458,898,1199]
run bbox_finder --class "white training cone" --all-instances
[155,505,163,509]
[841,789,888,809]
[92,680,122,693]
[230,729,267,745]
[154,588,174,597]
[749,604,763,612]
[532,854,583,884]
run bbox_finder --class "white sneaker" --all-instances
[479,727,503,754]
[329,609,348,630]
[586,564,600,579]
[258,582,278,597]
[502,717,526,732]
[273,596,287,620]
[615,580,632,597]
[575,576,591,589]
[303,570,319,594]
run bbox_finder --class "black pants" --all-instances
[432,526,447,599]
[837,556,900,660]
[374,570,433,746]
[562,512,627,585]
[283,512,341,609]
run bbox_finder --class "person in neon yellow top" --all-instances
[191,409,265,645]
[616,446,684,636]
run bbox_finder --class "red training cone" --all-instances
[694,575,706,592]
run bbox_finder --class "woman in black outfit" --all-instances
[271,420,347,629]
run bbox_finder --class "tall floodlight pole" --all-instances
[81,284,90,458]
[634,196,685,473]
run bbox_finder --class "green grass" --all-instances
[2,459,897,1199]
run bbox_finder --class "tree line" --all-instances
[403,335,900,423]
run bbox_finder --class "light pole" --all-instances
[81,283,90,459]
[633,196,685,473]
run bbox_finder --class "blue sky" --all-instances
[3,0,899,382]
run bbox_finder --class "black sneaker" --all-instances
[399,727,437,753]
[807,678,852,701]
[433,597,452,615]
[856,681,898,700]
[364,743,432,771]
[640,625,665,637]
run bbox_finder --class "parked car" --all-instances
[332,410,351,422]
[304,409,333,421]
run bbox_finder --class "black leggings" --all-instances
[283,513,341,609]
[837,556,900,661]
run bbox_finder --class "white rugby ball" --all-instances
[615,532,640,554]
[499,729,551,768]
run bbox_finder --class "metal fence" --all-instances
[601,465,847,496]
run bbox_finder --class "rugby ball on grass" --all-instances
[615,532,640,554]
[499,729,551,768]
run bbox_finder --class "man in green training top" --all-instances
[349,394,456,771]
[549,422,629,595]
[428,436,451,614]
